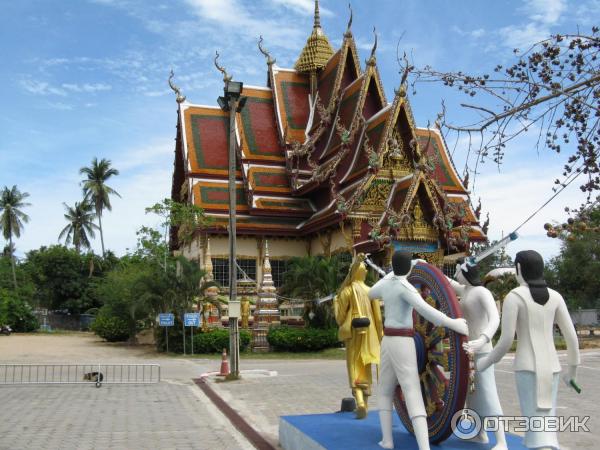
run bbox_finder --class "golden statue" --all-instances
[241,296,250,329]
[199,281,228,332]
[334,253,383,419]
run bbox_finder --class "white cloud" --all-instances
[574,0,600,26]
[473,164,585,261]
[524,0,565,25]
[12,138,174,258]
[496,0,566,51]
[498,22,551,50]
[451,26,486,39]
[44,102,74,111]
[184,0,304,49]
[61,82,112,93]
[20,79,66,96]
[269,0,333,17]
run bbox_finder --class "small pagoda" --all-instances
[170,0,487,290]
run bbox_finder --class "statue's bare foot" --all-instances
[491,444,508,450]
[355,405,367,419]
[378,440,394,449]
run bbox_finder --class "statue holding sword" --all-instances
[477,250,581,450]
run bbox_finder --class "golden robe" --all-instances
[334,279,383,396]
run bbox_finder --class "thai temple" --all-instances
[169,1,488,295]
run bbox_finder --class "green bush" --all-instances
[267,326,339,352]
[91,312,130,342]
[0,289,39,332]
[192,328,251,353]
[155,326,251,353]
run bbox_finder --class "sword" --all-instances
[364,255,387,277]
[467,232,518,266]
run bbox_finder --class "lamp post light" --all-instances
[218,80,246,379]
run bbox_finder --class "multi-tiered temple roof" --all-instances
[171,1,486,256]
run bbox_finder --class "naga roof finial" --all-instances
[168,69,186,104]
[314,0,321,29]
[214,51,232,82]
[344,3,353,37]
[258,35,276,66]
[366,27,378,66]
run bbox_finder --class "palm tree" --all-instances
[0,185,30,288]
[58,201,98,253]
[80,158,120,256]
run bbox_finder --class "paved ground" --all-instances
[204,350,600,450]
[0,333,252,450]
[1,333,598,450]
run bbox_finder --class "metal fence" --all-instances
[0,364,160,387]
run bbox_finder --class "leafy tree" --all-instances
[0,257,35,306]
[280,255,350,328]
[80,157,120,256]
[0,185,30,288]
[0,289,38,332]
[24,245,101,313]
[545,204,600,309]
[58,201,98,253]
[407,28,600,201]
[485,273,519,306]
[93,261,154,341]
[145,199,212,267]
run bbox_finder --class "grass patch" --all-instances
[170,347,347,360]
[26,330,91,336]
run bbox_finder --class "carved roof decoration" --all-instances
[170,6,487,246]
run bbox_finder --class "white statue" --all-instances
[368,251,469,450]
[477,250,580,450]
[447,260,507,450]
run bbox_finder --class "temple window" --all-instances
[270,259,289,288]
[211,257,257,287]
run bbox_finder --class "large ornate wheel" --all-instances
[392,262,470,444]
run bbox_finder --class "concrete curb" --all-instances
[193,377,277,450]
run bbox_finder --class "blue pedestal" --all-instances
[280,411,526,450]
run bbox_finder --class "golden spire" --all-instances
[294,0,334,73]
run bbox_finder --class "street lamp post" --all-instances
[218,80,247,379]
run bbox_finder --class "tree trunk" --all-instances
[9,234,17,289]
[98,210,105,257]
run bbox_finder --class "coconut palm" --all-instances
[58,201,99,253]
[80,157,120,256]
[0,185,30,288]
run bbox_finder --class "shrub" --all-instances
[192,328,251,353]
[267,326,339,352]
[155,325,251,354]
[91,311,130,342]
[0,289,39,332]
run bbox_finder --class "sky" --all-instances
[1,0,598,261]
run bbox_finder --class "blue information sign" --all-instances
[159,313,174,327]
[184,313,200,327]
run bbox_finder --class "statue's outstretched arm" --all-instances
[478,293,519,371]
